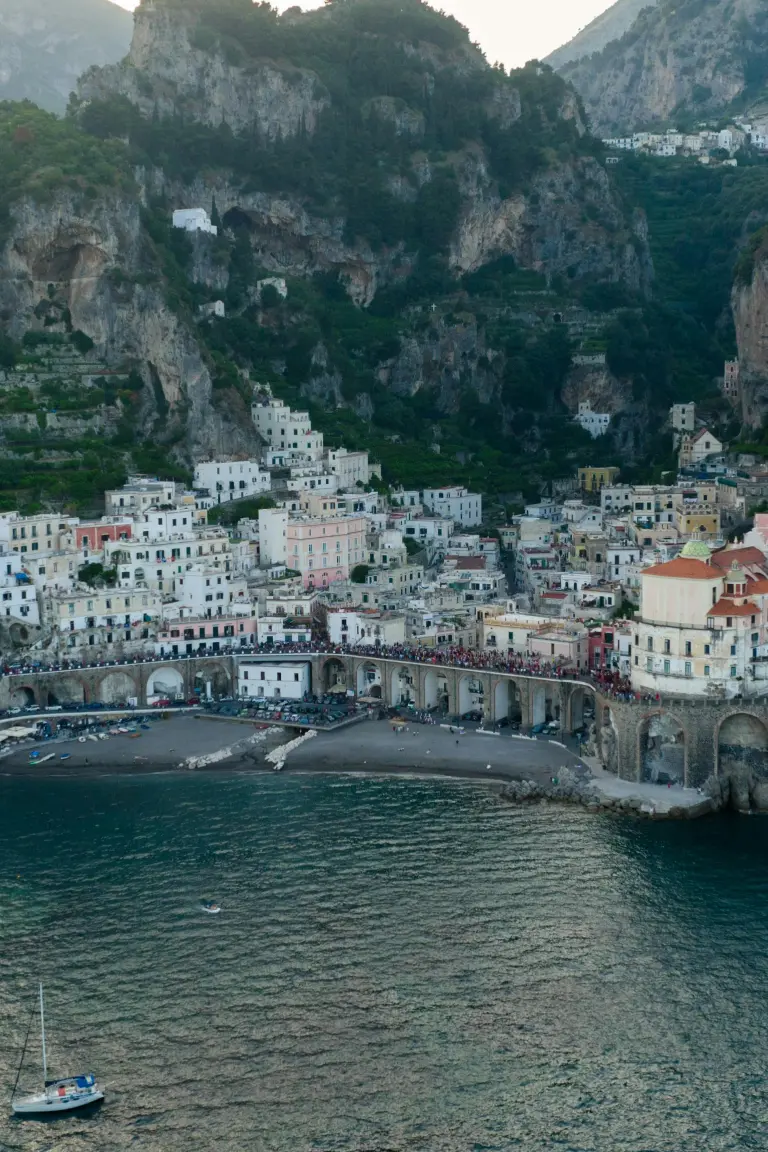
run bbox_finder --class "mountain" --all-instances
[545,0,658,71]
[0,0,132,116]
[560,0,768,136]
[0,0,661,511]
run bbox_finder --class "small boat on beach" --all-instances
[11,984,104,1115]
[201,901,221,914]
[32,753,56,765]
[59,754,71,761]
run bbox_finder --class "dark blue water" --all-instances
[1,772,768,1151]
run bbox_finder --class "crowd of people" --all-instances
[1,639,659,705]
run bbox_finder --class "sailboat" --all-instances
[11,984,104,1115]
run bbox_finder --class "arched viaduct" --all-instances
[4,650,768,788]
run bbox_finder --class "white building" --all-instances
[670,402,695,439]
[194,460,271,504]
[251,397,324,461]
[327,607,406,647]
[105,478,177,515]
[238,660,310,700]
[419,487,482,527]
[679,428,724,470]
[258,508,288,567]
[172,208,218,236]
[575,401,610,439]
[324,447,375,489]
[0,550,39,628]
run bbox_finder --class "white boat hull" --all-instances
[12,1089,104,1114]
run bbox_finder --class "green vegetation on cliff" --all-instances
[0,101,134,243]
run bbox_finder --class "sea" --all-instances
[1,771,767,1152]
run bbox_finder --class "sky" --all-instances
[108,0,616,69]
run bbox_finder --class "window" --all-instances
[684,661,692,677]
[704,665,710,677]
[731,644,737,656]
[704,644,710,655]
[663,659,670,674]
[647,637,653,651]
[726,616,733,628]
[664,639,671,654]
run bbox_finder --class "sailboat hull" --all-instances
[12,1089,104,1114]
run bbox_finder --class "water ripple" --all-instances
[1,773,768,1150]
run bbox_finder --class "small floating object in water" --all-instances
[201,900,221,914]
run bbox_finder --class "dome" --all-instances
[680,540,712,560]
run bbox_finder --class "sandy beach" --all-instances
[0,714,580,783]
[280,719,584,784]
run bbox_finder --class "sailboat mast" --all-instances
[39,984,47,1089]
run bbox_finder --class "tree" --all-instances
[351,564,370,583]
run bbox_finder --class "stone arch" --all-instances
[596,703,620,775]
[390,665,415,706]
[356,662,382,699]
[322,657,348,694]
[46,678,85,708]
[568,685,595,733]
[9,684,36,708]
[199,661,231,698]
[98,669,140,705]
[458,673,484,718]
[638,711,686,786]
[424,668,449,713]
[146,667,184,702]
[493,679,522,724]
[717,712,768,779]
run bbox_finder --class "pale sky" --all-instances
[108,0,615,69]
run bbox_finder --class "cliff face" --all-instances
[0,0,658,500]
[546,0,659,71]
[734,247,768,429]
[0,0,132,114]
[79,4,329,139]
[0,188,259,459]
[78,1,651,302]
[560,0,767,135]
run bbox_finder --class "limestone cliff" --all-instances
[77,0,651,300]
[733,242,768,429]
[546,0,659,71]
[0,188,260,460]
[78,2,329,139]
[560,0,768,135]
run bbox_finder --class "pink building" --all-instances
[287,515,367,589]
[75,521,133,552]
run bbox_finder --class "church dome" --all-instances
[680,540,712,561]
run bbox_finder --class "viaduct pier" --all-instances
[2,650,768,789]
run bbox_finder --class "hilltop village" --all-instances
[4,357,768,720]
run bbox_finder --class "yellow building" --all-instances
[674,504,720,540]
[578,466,620,493]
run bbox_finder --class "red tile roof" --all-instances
[448,555,486,570]
[711,546,767,569]
[709,599,757,617]
[642,558,717,580]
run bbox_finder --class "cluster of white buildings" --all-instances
[0,385,488,686]
[603,119,768,166]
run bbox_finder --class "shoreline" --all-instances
[0,715,715,819]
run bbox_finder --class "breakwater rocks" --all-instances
[500,770,715,820]
[705,770,768,815]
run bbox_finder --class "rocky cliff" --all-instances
[0,181,260,461]
[0,0,658,506]
[560,0,768,135]
[0,0,132,115]
[733,238,768,429]
[545,0,658,71]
